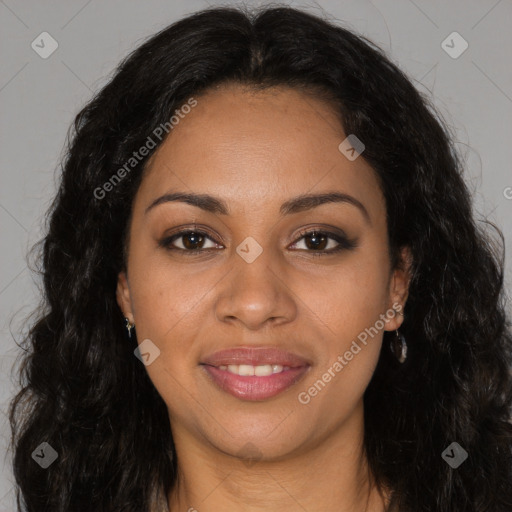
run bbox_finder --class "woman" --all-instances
[8,5,512,511]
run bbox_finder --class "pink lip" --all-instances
[200,347,311,401]
[201,365,310,401]
[201,347,310,368]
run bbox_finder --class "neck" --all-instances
[166,400,391,512]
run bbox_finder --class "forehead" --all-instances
[136,83,385,220]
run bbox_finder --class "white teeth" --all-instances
[218,364,290,376]
[255,364,273,376]
[238,364,254,376]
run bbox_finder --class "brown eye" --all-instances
[302,231,329,250]
[160,230,221,253]
[179,231,206,250]
[291,229,358,255]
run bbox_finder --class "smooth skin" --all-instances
[117,83,411,512]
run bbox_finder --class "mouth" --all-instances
[200,347,311,401]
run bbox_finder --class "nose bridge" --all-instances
[214,237,295,329]
[233,238,280,306]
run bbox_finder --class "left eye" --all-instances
[291,230,351,252]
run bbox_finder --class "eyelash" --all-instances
[159,227,357,257]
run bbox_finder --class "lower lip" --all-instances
[201,365,310,401]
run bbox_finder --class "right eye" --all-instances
[159,229,223,254]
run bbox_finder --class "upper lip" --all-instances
[201,347,311,368]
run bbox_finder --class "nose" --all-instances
[214,247,297,331]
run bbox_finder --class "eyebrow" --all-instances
[144,191,371,224]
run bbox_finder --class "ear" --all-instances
[385,246,413,331]
[116,270,135,323]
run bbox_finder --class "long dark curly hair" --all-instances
[8,5,512,511]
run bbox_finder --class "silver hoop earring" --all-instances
[125,318,135,339]
[391,329,407,363]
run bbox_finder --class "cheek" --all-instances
[304,251,390,339]
[127,251,221,371]
[298,275,387,419]
[127,240,197,325]
[126,259,209,411]
[130,270,202,340]
[296,246,390,396]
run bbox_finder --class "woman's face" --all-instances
[117,83,410,460]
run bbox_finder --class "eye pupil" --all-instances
[183,232,204,250]
[305,232,327,250]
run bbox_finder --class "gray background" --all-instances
[1,0,511,508]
